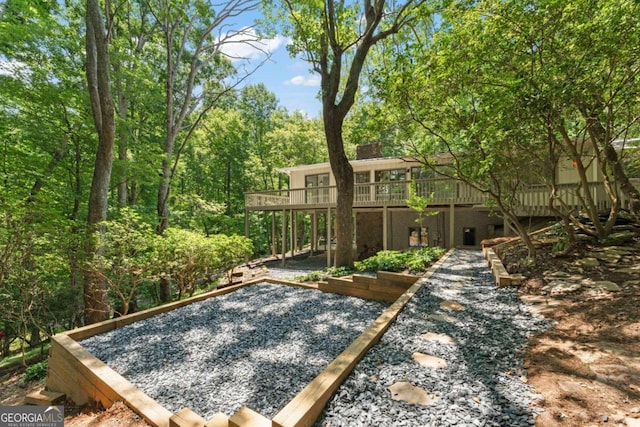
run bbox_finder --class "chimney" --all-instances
[356,143,382,160]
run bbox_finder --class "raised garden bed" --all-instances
[44,251,452,427]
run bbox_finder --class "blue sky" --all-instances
[218,12,323,118]
[0,6,323,117]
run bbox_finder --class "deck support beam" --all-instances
[271,212,276,257]
[382,206,388,251]
[290,209,295,257]
[327,207,332,268]
[311,212,317,255]
[281,209,286,265]
[449,203,455,248]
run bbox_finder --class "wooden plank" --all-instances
[317,282,397,303]
[170,408,207,427]
[25,388,65,406]
[272,249,454,427]
[372,278,413,291]
[350,274,378,287]
[327,277,367,290]
[367,283,404,298]
[376,271,419,285]
[229,406,271,427]
[47,335,173,427]
[206,413,230,427]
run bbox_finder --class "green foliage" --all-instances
[294,271,324,282]
[153,228,253,299]
[325,266,355,277]
[355,250,410,272]
[90,208,157,316]
[212,234,254,284]
[24,361,48,382]
[405,247,446,273]
[355,247,445,273]
[406,180,438,228]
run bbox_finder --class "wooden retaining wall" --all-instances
[482,246,524,287]
[45,250,453,427]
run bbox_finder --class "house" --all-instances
[244,144,634,266]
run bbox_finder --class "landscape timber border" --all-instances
[41,249,454,427]
[482,245,524,287]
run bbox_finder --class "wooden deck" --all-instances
[245,179,623,216]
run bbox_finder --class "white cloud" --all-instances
[285,74,321,87]
[218,27,289,62]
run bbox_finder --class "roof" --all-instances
[276,155,443,175]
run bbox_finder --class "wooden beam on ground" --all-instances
[229,407,271,427]
[47,335,173,427]
[170,408,207,427]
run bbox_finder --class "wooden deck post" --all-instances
[383,206,388,250]
[271,211,276,257]
[244,209,249,263]
[290,209,295,257]
[311,212,317,255]
[282,209,286,265]
[449,203,455,248]
[327,207,332,268]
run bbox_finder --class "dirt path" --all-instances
[502,238,640,427]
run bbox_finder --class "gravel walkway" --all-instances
[80,283,387,419]
[316,249,550,427]
[80,249,548,426]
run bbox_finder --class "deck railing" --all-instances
[245,178,636,213]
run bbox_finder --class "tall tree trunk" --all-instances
[323,110,354,267]
[84,0,115,324]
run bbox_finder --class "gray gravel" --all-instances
[316,249,550,427]
[264,253,329,279]
[80,283,387,419]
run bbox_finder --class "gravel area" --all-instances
[264,253,329,279]
[316,249,550,427]
[80,283,387,419]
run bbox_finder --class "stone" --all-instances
[440,300,465,311]
[427,314,458,323]
[544,280,581,296]
[558,381,583,394]
[612,413,626,423]
[412,352,448,369]
[584,280,621,292]
[544,271,572,279]
[591,249,624,264]
[626,418,640,427]
[388,382,438,406]
[602,231,635,246]
[419,332,457,345]
[575,257,599,267]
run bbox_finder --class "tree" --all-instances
[266,0,430,266]
[376,0,640,257]
[88,209,157,317]
[84,0,116,324]
[146,0,260,235]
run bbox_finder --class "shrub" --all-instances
[355,250,409,272]
[355,247,445,273]
[406,247,446,273]
[24,361,48,382]
[326,266,354,277]
[294,271,324,282]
